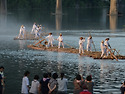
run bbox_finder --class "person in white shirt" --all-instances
[21,71,30,94]
[31,22,37,34]
[45,33,54,47]
[100,40,106,58]
[29,75,40,94]
[86,36,93,52]
[35,25,40,38]
[57,33,64,48]
[104,38,111,56]
[38,25,43,36]
[18,25,25,38]
[79,37,85,54]
[57,73,68,94]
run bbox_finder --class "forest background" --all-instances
[6,0,125,9]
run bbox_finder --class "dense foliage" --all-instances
[6,0,124,9]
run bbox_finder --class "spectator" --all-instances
[85,75,94,94]
[48,73,58,94]
[21,71,30,94]
[29,75,40,94]
[0,66,5,94]
[57,73,68,94]
[0,73,3,94]
[47,72,52,80]
[80,85,92,94]
[120,81,125,94]
[39,73,50,94]
[73,74,84,94]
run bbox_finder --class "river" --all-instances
[0,7,125,94]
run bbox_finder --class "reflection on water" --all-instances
[19,40,26,49]
[109,15,117,31]
[0,0,7,14]
[56,14,62,30]
[0,7,125,94]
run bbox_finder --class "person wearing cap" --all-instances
[100,40,106,58]
[18,25,25,38]
[86,36,93,52]
[79,37,85,54]
[45,33,54,47]
[104,38,111,56]
[31,22,37,34]
[80,85,92,94]
[57,33,64,48]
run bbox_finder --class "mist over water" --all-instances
[0,7,125,94]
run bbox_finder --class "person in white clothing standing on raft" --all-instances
[86,36,93,52]
[45,33,54,48]
[79,37,85,54]
[104,38,111,56]
[100,40,106,58]
[31,22,37,34]
[18,25,25,39]
[35,25,40,38]
[57,33,64,48]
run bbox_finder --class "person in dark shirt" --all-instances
[120,81,125,94]
[0,74,3,94]
[39,73,50,94]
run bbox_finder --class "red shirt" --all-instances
[80,90,92,94]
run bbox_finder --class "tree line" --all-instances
[7,0,125,9]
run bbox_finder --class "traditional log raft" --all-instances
[14,32,48,40]
[27,44,125,61]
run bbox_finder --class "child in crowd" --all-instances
[29,75,40,94]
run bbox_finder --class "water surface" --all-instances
[0,7,125,94]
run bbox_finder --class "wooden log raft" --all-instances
[27,44,125,61]
[14,32,49,40]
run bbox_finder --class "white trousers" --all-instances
[48,41,53,47]
[35,32,40,38]
[79,45,84,54]
[105,48,109,56]
[101,49,105,57]
[18,31,24,38]
[87,44,92,51]
[58,42,64,48]
[31,29,35,34]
